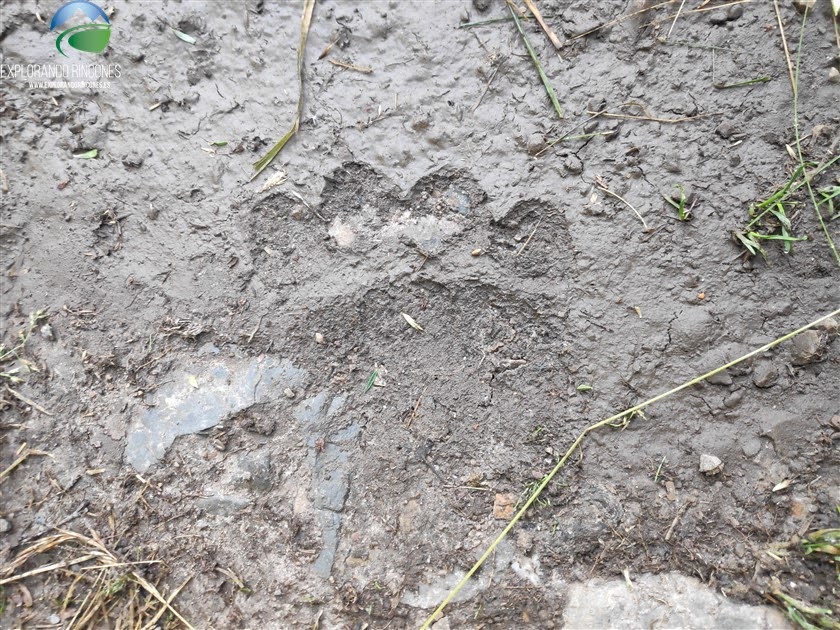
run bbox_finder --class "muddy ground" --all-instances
[1,0,839,627]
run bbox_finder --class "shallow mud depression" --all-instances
[1,0,839,628]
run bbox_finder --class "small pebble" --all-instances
[290,206,304,221]
[707,370,732,386]
[727,4,743,20]
[121,152,143,168]
[709,11,728,25]
[284,388,295,399]
[742,438,762,458]
[0,518,11,533]
[315,333,325,344]
[815,317,838,334]
[40,323,55,341]
[526,132,546,156]
[470,248,482,256]
[829,67,840,84]
[715,121,736,139]
[49,615,61,625]
[473,0,491,12]
[564,155,583,175]
[790,330,824,366]
[699,453,724,475]
[752,361,778,388]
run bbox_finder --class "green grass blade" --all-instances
[251,0,316,182]
[791,8,840,266]
[507,3,563,120]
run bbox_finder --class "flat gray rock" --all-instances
[563,572,790,629]
[125,357,307,472]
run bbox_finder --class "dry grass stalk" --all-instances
[0,443,51,484]
[0,529,194,629]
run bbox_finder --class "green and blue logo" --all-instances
[50,1,111,57]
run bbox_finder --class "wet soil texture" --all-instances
[1,0,839,627]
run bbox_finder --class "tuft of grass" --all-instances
[516,477,551,510]
[733,157,840,259]
[773,590,839,630]
[0,309,47,384]
[663,184,691,221]
[771,507,840,630]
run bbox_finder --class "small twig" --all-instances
[5,386,54,416]
[772,0,796,94]
[247,313,266,344]
[534,113,603,157]
[570,0,677,40]
[407,386,428,428]
[713,76,771,89]
[595,177,649,230]
[649,1,753,28]
[328,58,373,74]
[288,189,327,222]
[515,219,542,256]
[665,0,687,41]
[664,501,691,541]
[473,58,506,112]
[587,109,717,124]
[0,445,45,484]
[522,0,563,49]
[318,34,339,60]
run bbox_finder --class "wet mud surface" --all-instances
[1,0,839,627]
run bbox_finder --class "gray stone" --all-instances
[312,510,342,578]
[196,493,249,515]
[526,133,546,156]
[815,317,838,333]
[752,361,778,388]
[565,155,583,175]
[709,11,728,25]
[125,357,307,472]
[706,370,732,386]
[563,572,789,629]
[0,518,11,533]
[829,67,840,84]
[723,390,743,408]
[727,4,744,20]
[699,454,723,475]
[716,121,736,139]
[122,152,144,168]
[742,438,762,458]
[235,451,273,492]
[790,330,825,366]
[311,443,350,512]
